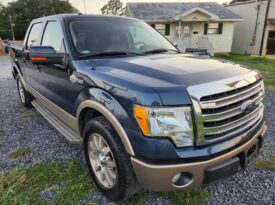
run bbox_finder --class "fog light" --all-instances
[172,172,193,187]
[172,173,181,183]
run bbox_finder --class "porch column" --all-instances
[178,20,182,38]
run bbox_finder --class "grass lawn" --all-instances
[0,161,209,205]
[219,54,275,91]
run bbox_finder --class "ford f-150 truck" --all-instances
[9,14,266,201]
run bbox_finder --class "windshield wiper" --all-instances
[142,48,181,54]
[78,51,143,59]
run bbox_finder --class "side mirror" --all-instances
[173,42,178,48]
[30,46,65,65]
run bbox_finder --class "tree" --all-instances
[1,0,78,40]
[101,0,125,16]
[0,3,10,39]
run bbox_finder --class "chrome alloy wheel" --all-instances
[18,80,25,104]
[88,133,117,189]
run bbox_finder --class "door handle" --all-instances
[70,74,84,85]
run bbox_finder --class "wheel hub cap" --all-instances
[88,133,117,189]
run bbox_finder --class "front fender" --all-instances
[76,87,137,156]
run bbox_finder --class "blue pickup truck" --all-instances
[9,14,266,201]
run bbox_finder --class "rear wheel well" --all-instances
[79,108,102,137]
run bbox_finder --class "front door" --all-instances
[24,22,43,90]
[181,23,192,48]
[267,31,275,55]
[37,21,84,116]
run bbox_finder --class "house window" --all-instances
[151,24,170,36]
[204,23,223,35]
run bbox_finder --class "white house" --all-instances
[226,0,275,55]
[126,2,242,55]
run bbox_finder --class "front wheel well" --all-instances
[79,108,102,137]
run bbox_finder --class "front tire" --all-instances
[83,116,139,201]
[16,77,32,108]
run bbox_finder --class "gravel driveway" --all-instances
[0,56,274,205]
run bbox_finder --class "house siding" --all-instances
[148,21,235,53]
[191,22,234,52]
[226,0,275,55]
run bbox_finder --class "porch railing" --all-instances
[198,37,214,56]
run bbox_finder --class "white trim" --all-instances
[171,7,219,21]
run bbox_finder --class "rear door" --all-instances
[23,22,43,89]
[37,20,84,115]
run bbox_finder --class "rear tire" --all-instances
[83,116,139,201]
[16,77,32,108]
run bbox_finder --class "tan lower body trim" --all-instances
[25,83,79,133]
[131,124,267,191]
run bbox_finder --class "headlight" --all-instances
[133,105,194,147]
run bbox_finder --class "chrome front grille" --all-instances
[187,71,264,145]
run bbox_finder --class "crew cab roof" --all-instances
[31,13,136,23]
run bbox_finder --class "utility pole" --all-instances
[83,0,87,14]
[9,15,15,41]
[259,0,271,55]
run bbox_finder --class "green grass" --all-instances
[253,154,275,171]
[219,54,275,90]
[260,143,268,153]
[16,136,27,142]
[0,161,96,205]
[0,129,5,136]
[7,147,34,159]
[0,161,210,205]
[0,141,6,148]
[20,108,41,118]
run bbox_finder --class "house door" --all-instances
[182,24,192,48]
[267,31,275,55]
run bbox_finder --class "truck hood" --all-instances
[85,54,252,105]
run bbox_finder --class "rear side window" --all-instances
[42,21,64,52]
[27,23,42,49]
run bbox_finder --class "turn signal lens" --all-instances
[31,56,47,61]
[133,106,149,135]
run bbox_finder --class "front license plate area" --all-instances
[239,139,259,169]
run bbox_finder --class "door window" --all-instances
[26,23,42,49]
[42,21,64,52]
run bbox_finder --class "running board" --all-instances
[32,100,82,144]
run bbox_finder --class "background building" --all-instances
[126,2,242,55]
[226,0,275,55]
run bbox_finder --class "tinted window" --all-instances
[42,21,64,52]
[27,23,42,49]
[69,19,175,56]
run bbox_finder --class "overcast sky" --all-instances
[1,0,230,14]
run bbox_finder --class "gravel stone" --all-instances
[40,182,64,203]
[0,56,274,204]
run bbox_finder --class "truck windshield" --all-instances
[69,18,177,58]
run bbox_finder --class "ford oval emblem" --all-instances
[240,100,256,113]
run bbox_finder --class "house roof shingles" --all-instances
[127,2,242,21]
